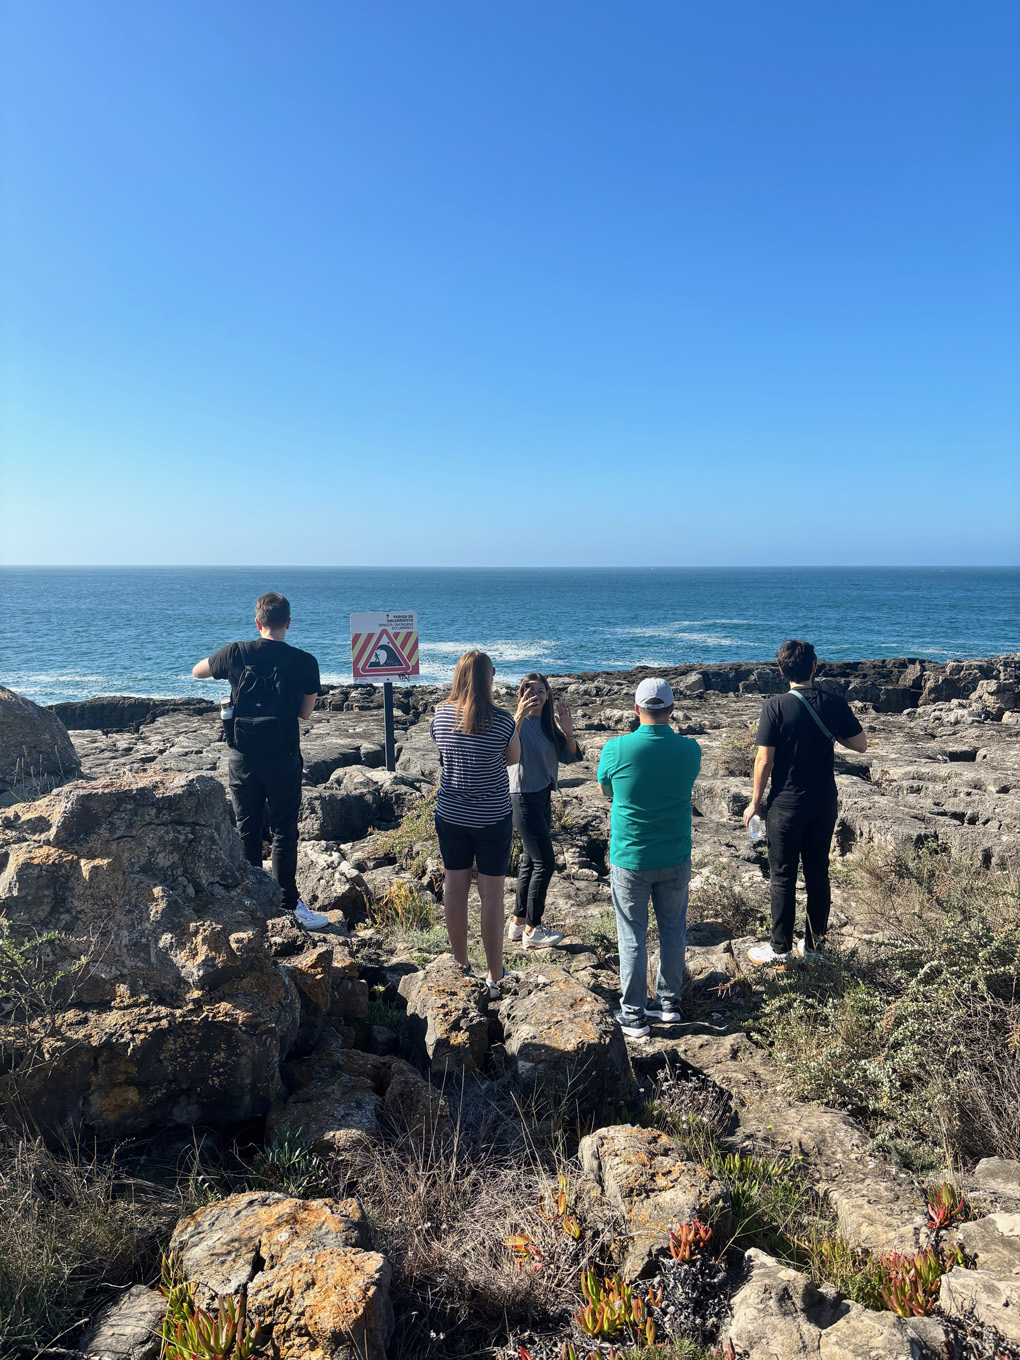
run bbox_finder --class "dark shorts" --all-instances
[435,812,513,876]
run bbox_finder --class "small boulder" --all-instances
[974,1157,1020,1193]
[578,1124,730,1279]
[939,1264,1020,1345]
[295,843,372,921]
[268,1029,450,1156]
[725,1248,945,1359]
[398,954,489,1076]
[278,945,334,1055]
[170,1191,393,1360]
[0,685,82,806]
[80,1283,165,1360]
[497,967,633,1120]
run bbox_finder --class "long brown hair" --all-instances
[446,650,498,734]
[518,672,568,751]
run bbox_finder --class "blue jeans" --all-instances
[610,859,691,1022]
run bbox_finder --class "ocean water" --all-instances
[0,566,1017,706]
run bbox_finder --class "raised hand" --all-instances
[556,700,574,736]
[515,693,543,724]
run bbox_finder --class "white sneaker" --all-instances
[294,901,329,930]
[485,974,504,1001]
[613,1010,651,1038]
[747,942,790,966]
[795,939,823,959]
[522,925,565,949]
[507,919,525,943]
[645,1002,683,1023]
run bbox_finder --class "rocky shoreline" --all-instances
[1,656,1018,1360]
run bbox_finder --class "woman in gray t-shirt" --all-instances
[507,673,583,949]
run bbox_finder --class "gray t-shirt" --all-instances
[509,715,581,794]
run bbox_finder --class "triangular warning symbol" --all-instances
[362,628,411,673]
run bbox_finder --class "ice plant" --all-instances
[875,1245,964,1318]
[505,1233,543,1271]
[159,1256,263,1360]
[575,1271,659,1344]
[926,1183,966,1233]
[538,1174,583,1240]
[669,1217,713,1261]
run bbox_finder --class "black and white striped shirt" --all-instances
[430,702,517,827]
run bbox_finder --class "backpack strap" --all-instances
[788,688,836,744]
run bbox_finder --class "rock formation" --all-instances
[0,683,81,805]
[1,657,1017,1358]
[0,772,302,1134]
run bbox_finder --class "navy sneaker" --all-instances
[613,1010,650,1038]
[644,1001,683,1023]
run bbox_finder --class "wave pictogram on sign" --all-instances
[351,628,419,679]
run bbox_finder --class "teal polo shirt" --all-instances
[597,724,702,871]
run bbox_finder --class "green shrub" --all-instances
[689,869,769,938]
[376,789,439,866]
[373,880,437,932]
[716,727,756,777]
[748,850,1020,1164]
[241,1132,329,1199]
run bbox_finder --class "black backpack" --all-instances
[231,656,298,758]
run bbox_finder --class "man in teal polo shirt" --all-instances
[597,678,702,1038]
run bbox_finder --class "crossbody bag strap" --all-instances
[788,688,836,744]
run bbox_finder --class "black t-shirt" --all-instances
[755,686,863,803]
[208,639,320,749]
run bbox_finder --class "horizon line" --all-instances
[2,563,1018,572]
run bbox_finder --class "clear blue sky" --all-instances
[1,1,1017,566]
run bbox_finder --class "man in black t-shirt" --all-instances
[192,592,327,930]
[742,639,867,965]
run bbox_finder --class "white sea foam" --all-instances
[609,623,747,645]
[424,640,558,662]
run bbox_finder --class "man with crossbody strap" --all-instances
[742,639,867,964]
[192,592,328,930]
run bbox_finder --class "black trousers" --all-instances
[766,793,838,954]
[228,750,303,911]
[512,786,555,928]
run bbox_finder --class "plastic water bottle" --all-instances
[747,814,763,841]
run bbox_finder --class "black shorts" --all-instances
[435,813,513,876]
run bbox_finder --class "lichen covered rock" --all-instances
[398,953,489,1076]
[0,772,301,1134]
[498,966,634,1120]
[579,1124,730,1279]
[170,1191,393,1360]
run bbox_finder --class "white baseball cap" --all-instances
[635,677,674,709]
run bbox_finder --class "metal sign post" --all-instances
[383,681,396,772]
[350,611,419,774]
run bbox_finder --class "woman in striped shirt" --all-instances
[430,650,521,997]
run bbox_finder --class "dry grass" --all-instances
[319,1087,605,1360]
[0,1136,180,1359]
[715,727,757,777]
[750,847,1020,1166]
[372,878,438,932]
[689,868,769,940]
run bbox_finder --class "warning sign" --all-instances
[350,612,420,681]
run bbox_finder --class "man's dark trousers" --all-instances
[766,793,838,954]
[228,750,303,910]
